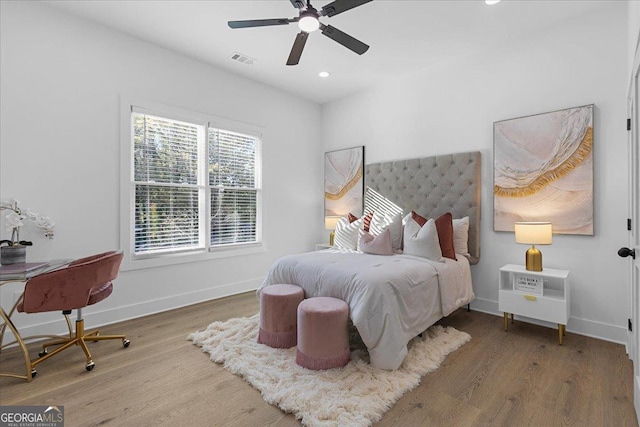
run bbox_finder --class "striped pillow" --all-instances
[334,216,364,250]
[348,212,373,232]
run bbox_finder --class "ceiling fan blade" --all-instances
[287,31,309,66]
[290,0,306,9]
[228,18,293,29]
[321,0,372,17]
[321,25,369,55]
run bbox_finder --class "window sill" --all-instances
[120,243,266,271]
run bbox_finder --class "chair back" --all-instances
[19,251,124,314]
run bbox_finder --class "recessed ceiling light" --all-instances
[485,0,501,4]
[319,71,330,78]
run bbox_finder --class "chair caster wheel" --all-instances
[31,369,37,378]
[86,361,95,371]
[93,332,100,342]
[39,349,47,357]
[123,339,130,348]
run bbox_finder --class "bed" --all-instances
[259,151,481,370]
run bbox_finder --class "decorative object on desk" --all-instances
[325,146,364,218]
[189,314,470,427]
[324,215,340,246]
[0,241,31,265]
[0,200,54,265]
[515,222,552,271]
[1,200,55,240]
[0,261,49,276]
[493,104,593,235]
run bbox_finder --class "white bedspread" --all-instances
[258,249,474,370]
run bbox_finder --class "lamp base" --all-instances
[525,246,543,271]
[329,231,335,246]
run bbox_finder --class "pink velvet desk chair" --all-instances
[2,250,130,381]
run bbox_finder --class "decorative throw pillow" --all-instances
[403,216,443,262]
[408,211,455,260]
[411,211,428,227]
[358,228,393,256]
[334,216,363,250]
[368,212,403,251]
[435,212,456,260]
[453,216,470,255]
[348,212,373,232]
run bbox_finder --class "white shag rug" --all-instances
[188,314,470,427]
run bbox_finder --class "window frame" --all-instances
[120,97,265,271]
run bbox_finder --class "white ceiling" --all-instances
[46,0,612,104]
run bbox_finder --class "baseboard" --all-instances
[6,288,628,348]
[469,297,628,345]
[3,277,262,343]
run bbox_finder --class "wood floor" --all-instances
[1,292,637,427]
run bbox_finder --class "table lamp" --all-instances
[514,222,552,272]
[325,216,340,246]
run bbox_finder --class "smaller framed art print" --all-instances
[324,146,365,217]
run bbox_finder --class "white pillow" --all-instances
[368,212,403,251]
[403,215,443,262]
[334,216,363,250]
[452,216,470,255]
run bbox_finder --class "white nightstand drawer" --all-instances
[499,290,568,324]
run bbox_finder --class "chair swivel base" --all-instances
[0,314,130,382]
[35,317,130,373]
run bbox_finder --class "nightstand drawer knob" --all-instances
[524,295,537,301]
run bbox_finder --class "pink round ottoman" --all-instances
[296,297,350,370]
[258,284,304,348]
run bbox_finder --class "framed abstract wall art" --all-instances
[493,104,594,235]
[324,146,364,217]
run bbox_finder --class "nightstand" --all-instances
[315,243,333,251]
[498,264,570,344]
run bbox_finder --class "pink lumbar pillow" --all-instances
[358,228,393,256]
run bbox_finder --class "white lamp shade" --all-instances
[514,222,552,245]
[325,216,341,230]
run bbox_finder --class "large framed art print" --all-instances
[493,104,594,235]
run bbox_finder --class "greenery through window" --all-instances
[132,111,261,257]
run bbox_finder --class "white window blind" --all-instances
[209,128,259,247]
[133,113,203,255]
[129,108,261,259]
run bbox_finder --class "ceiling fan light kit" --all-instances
[228,0,372,66]
[298,11,320,32]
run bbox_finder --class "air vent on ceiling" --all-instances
[231,52,256,65]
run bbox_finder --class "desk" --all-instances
[0,259,71,381]
[0,259,70,281]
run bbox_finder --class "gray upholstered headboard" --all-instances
[364,151,481,264]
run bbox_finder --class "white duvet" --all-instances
[258,249,474,370]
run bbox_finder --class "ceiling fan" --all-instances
[228,0,372,66]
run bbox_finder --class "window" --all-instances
[122,102,262,267]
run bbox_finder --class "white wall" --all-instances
[0,1,322,336]
[630,1,640,76]
[322,4,629,343]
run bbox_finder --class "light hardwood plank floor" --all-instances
[1,292,637,426]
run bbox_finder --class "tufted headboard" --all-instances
[364,151,481,264]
